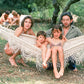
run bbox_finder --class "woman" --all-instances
[9,10,20,26]
[4,16,35,66]
[0,10,10,25]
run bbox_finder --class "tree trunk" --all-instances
[51,0,60,26]
[62,0,80,13]
[59,0,80,23]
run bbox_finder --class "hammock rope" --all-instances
[0,25,84,71]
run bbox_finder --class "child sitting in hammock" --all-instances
[36,31,48,62]
[43,24,67,79]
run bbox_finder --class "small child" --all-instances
[43,24,67,79]
[36,31,48,62]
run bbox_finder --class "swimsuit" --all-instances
[50,42,62,48]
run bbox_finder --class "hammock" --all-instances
[0,25,84,71]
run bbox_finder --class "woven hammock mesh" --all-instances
[0,25,84,71]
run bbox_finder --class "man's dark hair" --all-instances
[37,31,46,38]
[61,12,73,20]
[60,12,73,25]
[5,10,10,15]
[21,16,33,28]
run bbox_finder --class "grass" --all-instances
[32,22,51,35]
[0,23,84,84]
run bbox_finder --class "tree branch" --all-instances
[51,0,60,25]
[59,0,80,23]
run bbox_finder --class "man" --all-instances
[0,10,10,25]
[46,12,82,71]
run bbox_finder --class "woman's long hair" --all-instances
[21,16,33,28]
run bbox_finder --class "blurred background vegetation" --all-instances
[0,0,84,32]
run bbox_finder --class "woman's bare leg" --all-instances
[9,51,20,66]
[4,42,17,66]
[17,58,27,66]
[57,47,64,77]
[4,42,13,56]
[52,47,60,79]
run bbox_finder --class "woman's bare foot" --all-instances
[53,70,60,79]
[9,57,18,67]
[17,58,27,67]
[42,62,47,69]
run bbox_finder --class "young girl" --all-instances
[43,24,67,79]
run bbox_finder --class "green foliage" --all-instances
[57,0,68,8]
[31,8,54,20]
[28,3,38,12]
[69,0,84,30]
[33,0,52,9]
[20,9,29,14]
[0,38,7,53]
[75,16,84,30]
[0,0,84,24]
[69,0,84,17]
[32,23,50,34]
[0,0,4,4]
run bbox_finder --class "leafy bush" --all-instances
[30,8,54,19]
[75,16,84,28]
[69,0,84,17]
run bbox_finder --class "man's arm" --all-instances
[76,27,82,36]
[46,28,52,37]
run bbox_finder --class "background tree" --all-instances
[52,0,80,24]
[0,0,83,25]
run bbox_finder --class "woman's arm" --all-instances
[14,27,23,37]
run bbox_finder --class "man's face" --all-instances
[61,15,73,28]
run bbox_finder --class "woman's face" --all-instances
[53,29,61,39]
[37,35,46,44]
[24,18,32,30]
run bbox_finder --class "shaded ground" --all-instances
[0,39,84,84]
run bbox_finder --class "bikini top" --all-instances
[50,42,62,48]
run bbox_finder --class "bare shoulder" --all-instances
[28,29,35,35]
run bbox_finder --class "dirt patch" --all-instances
[0,51,84,84]
[0,37,84,84]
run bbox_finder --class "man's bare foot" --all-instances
[17,58,27,67]
[42,62,47,69]
[9,57,18,67]
[73,68,78,72]
[53,70,60,79]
